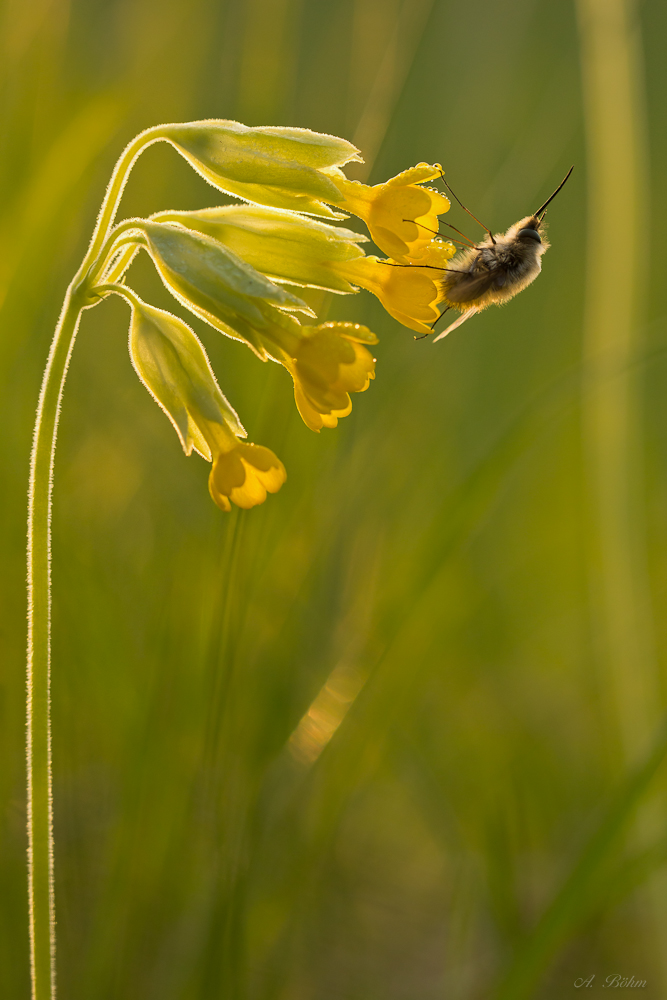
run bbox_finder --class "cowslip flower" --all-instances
[126,213,382,426]
[207,432,286,512]
[335,240,457,336]
[263,322,377,432]
[28,120,455,1000]
[114,286,286,511]
[151,207,455,338]
[28,121,474,1000]
[95,216,379,435]
[326,163,450,260]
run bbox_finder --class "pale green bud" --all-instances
[153,205,369,294]
[158,120,361,218]
[127,292,244,460]
[139,220,313,357]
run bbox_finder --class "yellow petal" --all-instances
[331,164,450,260]
[293,326,375,418]
[209,441,286,510]
[294,382,350,432]
[338,256,444,335]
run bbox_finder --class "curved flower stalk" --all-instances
[26,117,452,1000]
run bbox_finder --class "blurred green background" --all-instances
[3,0,667,997]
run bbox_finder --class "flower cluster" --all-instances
[86,120,454,510]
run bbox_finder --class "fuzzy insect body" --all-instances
[440,214,548,309]
[432,167,572,342]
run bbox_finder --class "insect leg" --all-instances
[429,304,451,333]
[378,261,470,274]
[440,178,496,245]
[414,304,452,341]
[406,217,477,248]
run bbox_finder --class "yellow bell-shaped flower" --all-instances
[264,322,377,432]
[328,163,450,260]
[120,287,286,511]
[333,241,456,336]
[208,435,286,511]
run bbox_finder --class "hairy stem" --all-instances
[26,124,167,1000]
[27,288,84,1000]
[74,125,165,285]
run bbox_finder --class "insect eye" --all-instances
[518,227,541,243]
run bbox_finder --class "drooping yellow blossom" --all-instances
[264,322,377,432]
[208,425,286,511]
[87,126,465,509]
[333,240,456,336]
[118,287,286,511]
[328,163,450,260]
[147,207,455,341]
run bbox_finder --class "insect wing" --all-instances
[432,308,477,343]
[443,268,497,305]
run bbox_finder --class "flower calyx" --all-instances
[156,120,362,218]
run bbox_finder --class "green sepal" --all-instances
[159,120,361,218]
[140,220,314,357]
[154,205,368,294]
[128,294,245,459]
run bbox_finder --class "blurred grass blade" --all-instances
[495,718,667,1000]
[577,0,667,984]
[351,0,436,180]
[576,0,655,761]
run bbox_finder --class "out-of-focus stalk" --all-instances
[577,0,655,767]
[577,0,666,985]
[27,290,84,1000]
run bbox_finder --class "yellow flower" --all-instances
[121,288,286,512]
[208,425,286,511]
[329,163,450,260]
[144,204,454,342]
[334,241,456,336]
[265,322,377,432]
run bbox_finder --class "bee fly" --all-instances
[430,166,573,342]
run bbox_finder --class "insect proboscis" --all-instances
[430,166,574,342]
